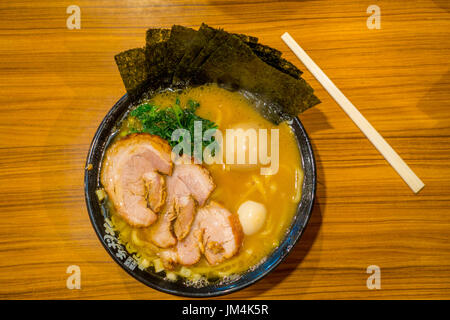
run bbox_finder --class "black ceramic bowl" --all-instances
[84,92,316,297]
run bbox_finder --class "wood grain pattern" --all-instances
[0,0,449,299]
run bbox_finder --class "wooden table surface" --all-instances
[1,0,449,300]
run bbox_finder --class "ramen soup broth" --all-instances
[107,84,303,282]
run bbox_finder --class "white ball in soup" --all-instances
[225,123,269,171]
[237,200,267,235]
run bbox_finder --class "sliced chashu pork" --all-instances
[101,133,172,227]
[200,202,244,265]
[148,157,215,248]
[173,195,196,240]
[143,171,166,212]
[160,201,244,268]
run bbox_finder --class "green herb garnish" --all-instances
[128,98,218,158]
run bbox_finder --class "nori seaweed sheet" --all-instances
[190,25,303,81]
[269,57,303,79]
[234,32,258,44]
[146,28,171,46]
[144,28,171,90]
[114,48,149,98]
[248,42,282,58]
[162,25,198,85]
[187,26,233,73]
[225,30,303,80]
[115,24,320,123]
[193,34,319,123]
[172,24,261,86]
[249,42,303,79]
[173,25,263,86]
[173,23,216,86]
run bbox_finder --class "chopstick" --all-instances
[281,32,425,194]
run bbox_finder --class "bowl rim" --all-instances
[84,92,316,298]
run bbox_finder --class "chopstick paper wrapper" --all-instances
[281,32,424,194]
